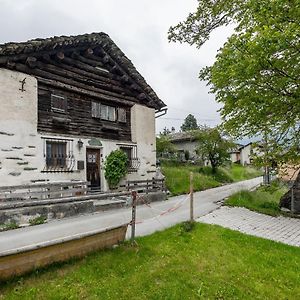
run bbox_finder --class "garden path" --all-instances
[198,206,300,247]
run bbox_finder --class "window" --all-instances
[118,108,127,123]
[119,144,140,172]
[51,94,67,112]
[91,102,122,122]
[101,104,116,121]
[43,138,75,172]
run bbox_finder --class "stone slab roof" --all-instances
[0,32,166,110]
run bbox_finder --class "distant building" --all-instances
[168,131,199,160]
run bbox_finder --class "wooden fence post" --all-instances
[131,190,137,244]
[190,172,194,221]
[291,187,294,214]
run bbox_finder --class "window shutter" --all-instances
[51,94,67,112]
[92,102,101,118]
[118,108,127,123]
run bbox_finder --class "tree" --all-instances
[195,127,234,173]
[156,135,176,157]
[169,0,300,209]
[160,127,171,136]
[181,114,198,131]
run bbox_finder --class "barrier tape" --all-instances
[133,193,190,224]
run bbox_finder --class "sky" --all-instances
[0,0,233,133]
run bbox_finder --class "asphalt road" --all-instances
[0,177,262,255]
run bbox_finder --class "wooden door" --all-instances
[86,149,101,189]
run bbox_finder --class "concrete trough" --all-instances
[0,223,128,281]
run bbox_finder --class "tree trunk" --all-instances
[279,171,300,213]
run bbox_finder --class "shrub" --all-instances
[29,216,46,226]
[104,150,128,188]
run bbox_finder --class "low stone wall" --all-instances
[0,224,128,281]
[138,191,167,205]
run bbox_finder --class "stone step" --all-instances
[0,191,131,210]
[93,199,127,211]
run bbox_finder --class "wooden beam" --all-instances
[71,51,105,68]
[25,56,37,68]
[12,63,141,104]
[55,55,111,78]
[38,78,139,107]
[32,60,132,96]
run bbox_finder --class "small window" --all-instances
[91,102,116,121]
[51,94,67,112]
[120,144,140,173]
[101,104,116,121]
[46,141,67,168]
[118,108,127,123]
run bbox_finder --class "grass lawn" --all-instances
[1,223,299,299]
[162,163,262,196]
[225,180,288,216]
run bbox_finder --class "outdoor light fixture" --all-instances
[77,139,84,150]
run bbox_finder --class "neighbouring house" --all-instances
[229,143,243,164]
[229,142,261,165]
[0,33,166,191]
[169,131,257,166]
[168,131,199,161]
[239,143,254,165]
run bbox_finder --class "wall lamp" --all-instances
[77,139,84,150]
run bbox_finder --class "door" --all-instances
[86,148,101,189]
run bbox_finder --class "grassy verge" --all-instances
[1,223,299,299]
[162,162,262,196]
[225,180,288,216]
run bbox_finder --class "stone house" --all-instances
[0,33,166,191]
[168,131,199,160]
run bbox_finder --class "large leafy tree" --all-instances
[181,114,198,131]
[195,127,234,173]
[169,0,300,209]
[169,0,300,164]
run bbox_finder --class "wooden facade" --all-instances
[0,33,166,140]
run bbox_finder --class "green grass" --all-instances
[225,180,288,216]
[1,223,300,299]
[162,163,262,196]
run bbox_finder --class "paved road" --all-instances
[0,177,262,255]
[198,206,300,247]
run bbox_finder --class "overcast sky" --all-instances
[0,0,233,133]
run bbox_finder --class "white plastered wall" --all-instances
[0,69,157,190]
[0,68,41,186]
[129,104,156,180]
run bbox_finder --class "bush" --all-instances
[29,216,46,226]
[104,150,128,188]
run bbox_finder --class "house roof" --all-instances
[0,32,166,110]
[168,131,197,142]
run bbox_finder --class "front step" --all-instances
[93,199,127,211]
[0,192,131,226]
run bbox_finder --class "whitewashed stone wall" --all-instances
[0,69,158,191]
[0,69,40,186]
[130,104,156,180]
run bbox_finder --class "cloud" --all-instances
[0,0,232,133]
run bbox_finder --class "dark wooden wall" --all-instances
[38,84,132,141]
[1,43,162,141]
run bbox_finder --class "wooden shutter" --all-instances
[118,108,127,123]
[51,94,67,112]
[91,102,101,118]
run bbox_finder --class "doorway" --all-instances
[86,148,101,189]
